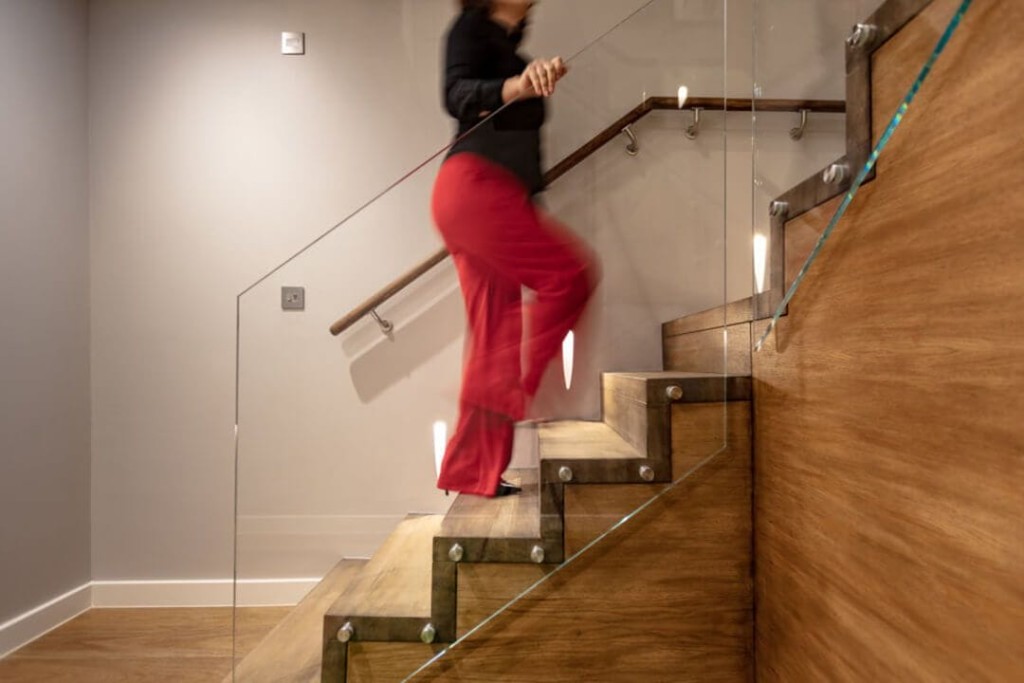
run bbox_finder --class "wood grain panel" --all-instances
[564,483,663,557]
[564,402,747,556]
[412,403,752,682]
[755,2,1024,680]
[663,323,751,375]
[455,564,554,638]
[662,298,753,337]
[673,402,735,474]
[347,643,443,683]
[784,196,840,290]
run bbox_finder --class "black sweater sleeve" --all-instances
[444,16,506,121]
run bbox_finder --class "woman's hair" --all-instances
[460,0,492,9]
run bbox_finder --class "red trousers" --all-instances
[431,153,596,496]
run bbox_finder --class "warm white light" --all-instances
[753,234,768,294]
[562,331,575,390]
[432,421,447,480]
[677,85,689,109]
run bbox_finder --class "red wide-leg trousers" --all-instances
[431,153,596,496]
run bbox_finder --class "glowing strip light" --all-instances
[753,234,768,294]
[562,331,575,390]
[432,421,447,480]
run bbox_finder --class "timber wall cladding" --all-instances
[412,403,753,683]
[755,1,1024,681]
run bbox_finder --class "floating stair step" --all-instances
[603,371,752,407]
[440,468,540,540]
[228,559,366,683]
[538,420,642,460]
[326,514,443,623]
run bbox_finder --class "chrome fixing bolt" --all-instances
[846,23,878,49]
[769,200,789,217]
[420,623,437,644]
[558,466,574,483]
[665,385,683,401]
[822,163,849,185]
[337,622,354,643]
[639,465,655,482]
[448,543,464,563]
[530,545,546,564]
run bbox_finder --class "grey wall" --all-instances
[87,0,672,586]
[0,0,91,623]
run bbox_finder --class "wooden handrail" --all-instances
[329,96,844,336]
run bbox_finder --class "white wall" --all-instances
[87,0,871,596]
[0,0,91,626]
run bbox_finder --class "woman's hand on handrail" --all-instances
[503,57,568,101]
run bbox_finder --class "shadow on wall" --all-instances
[347,284,465,403]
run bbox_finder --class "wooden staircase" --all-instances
[225,371,750,682]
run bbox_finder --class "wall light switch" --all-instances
[282,287,305,311]
[281,32,305,55]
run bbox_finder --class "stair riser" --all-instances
[345,642,441,682]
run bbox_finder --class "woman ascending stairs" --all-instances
[431,0,599,498]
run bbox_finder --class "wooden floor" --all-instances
[0,607,289,682]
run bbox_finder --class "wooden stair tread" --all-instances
[226,559,366,683]
[440,468,540,540]
[604,371,753,405]
[539,421,643,460]
[326,514,443,620]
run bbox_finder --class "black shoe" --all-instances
[495,480,522,497]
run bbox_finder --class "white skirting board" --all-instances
[0,577,320,660]
[0,583,92,659]
[1,514,408,658]
[91,577,321,608]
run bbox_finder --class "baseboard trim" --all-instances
[91,577,321,608]
[0,582,92,659]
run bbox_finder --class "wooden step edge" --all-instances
[537,420,644,461]
[227,559,366,683]
[439,468,541,541]
[323,515,443,644]
[434,467,563,565]
[603,372,753,406]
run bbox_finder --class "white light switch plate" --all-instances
[281,32,305,55]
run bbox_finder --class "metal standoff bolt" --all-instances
[448,543,464,563]
[846,23,878,49]
[665,385,683,401]
[530,545,546,564]
[822,163,849,185]
[420,623,437,644]
[558,466,574,483]
[621,125,639,156]
[769,200,790,217]
[337,622,354,643]
[639,465,655,482]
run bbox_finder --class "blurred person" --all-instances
[432,0,598,497]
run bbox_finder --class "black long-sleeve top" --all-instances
[443,8,547,195]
